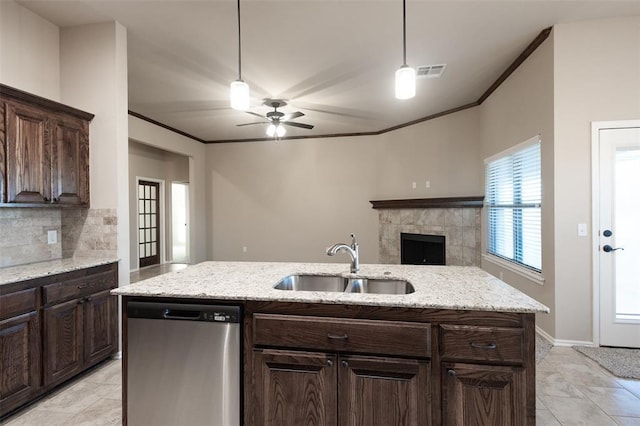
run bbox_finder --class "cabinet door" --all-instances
[442,363,526,426]
[339,356,431,426]
[5,101,51,203]
[254,349,337,426]
[50,115,89,206]
[43,299,83,386]
[0,311,41,416]
[83,290,117,366]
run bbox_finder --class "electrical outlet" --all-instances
[242,246,247,253]
[425,181,431,188]
[411,182,417,189]
[47,230,57,244]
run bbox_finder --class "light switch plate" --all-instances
[47,230,57,244]
[577,223,588,237]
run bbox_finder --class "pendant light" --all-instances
[395,0,415,100]
[230,0,250,110]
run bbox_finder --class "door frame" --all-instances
[135,176,166,269]
[591,120,640,346]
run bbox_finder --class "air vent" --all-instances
[416,64,446,79]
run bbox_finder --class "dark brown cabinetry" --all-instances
[239,303,535,426]
[252,313,432,426]
[0,84,93,207]
[0,263,117,419]
[0,288,41,415]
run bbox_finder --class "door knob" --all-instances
[603,245,624,252]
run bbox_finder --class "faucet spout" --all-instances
[326,233,360,273]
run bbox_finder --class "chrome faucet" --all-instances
[327,233,359,273]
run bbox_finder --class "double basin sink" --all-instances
[274,274,415,295]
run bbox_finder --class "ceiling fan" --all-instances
[237,99,314,137]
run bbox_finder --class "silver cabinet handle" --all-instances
[326,359,334,367]
[447,369,456,377]
[327,333,349,340]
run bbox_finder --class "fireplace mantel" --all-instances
[369,196,484,210]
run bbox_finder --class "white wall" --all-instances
[0,0,60,101]
[553,16,640,343]
[479,33,555,336]
[206,107,482,263]
[60,22,129,286]
[128,116,208,264]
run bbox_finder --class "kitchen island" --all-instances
[114,261,549,425]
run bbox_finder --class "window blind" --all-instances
[485,138,541,272]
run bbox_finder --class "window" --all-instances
[485,136,541,272]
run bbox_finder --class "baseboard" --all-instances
[534,326,595,347]
[535,326,554,344]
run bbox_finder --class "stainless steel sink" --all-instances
[274,275,348,292]
[346,278,415,294]
[274,275,414,294]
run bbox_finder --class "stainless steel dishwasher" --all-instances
[126,301,241,426]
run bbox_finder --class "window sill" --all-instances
[482,254,545,286]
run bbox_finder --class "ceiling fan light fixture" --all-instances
[266,123,286,137]
[230,80,250,111]
[395,65,416,100]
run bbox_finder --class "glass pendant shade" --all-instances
[266,123,286,137]
[395,65,416,100]
[230,80,250,110]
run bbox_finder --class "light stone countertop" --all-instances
[0,257,119,286]
[112,261,549,314]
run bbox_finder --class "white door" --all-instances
[171,182,189,263]
[598,126,640,348]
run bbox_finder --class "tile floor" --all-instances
[3,263,639,425]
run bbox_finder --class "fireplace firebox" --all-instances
[401,233,446,265]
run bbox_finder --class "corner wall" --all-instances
[128,115,208,264]
[479,33,556,336]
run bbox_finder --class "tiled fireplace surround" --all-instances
[373,197,483,266]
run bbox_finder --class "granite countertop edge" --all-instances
[113,261,550,314]
[1,257,120,286]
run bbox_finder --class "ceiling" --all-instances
[17,0,640,143]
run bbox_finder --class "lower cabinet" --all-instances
[441,363,525,426]
[247,307,535,426]
[43,299,84,386]
[0,262,118,419]
[0,311,41,414]
[255,349,430,426]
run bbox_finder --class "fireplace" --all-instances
[401,233,446,265]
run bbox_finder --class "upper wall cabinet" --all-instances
[0,84,93,207]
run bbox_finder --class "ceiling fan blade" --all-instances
[282,111,304,121]
[236,122,266,127]
[282,121,314,130]
[245,111,266,119]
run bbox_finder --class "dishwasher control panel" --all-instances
[127,301,241,323]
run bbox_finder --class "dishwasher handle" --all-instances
[163,309,201,320]
[127,301,241,323]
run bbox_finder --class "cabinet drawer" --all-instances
[0,288,38,320]
[440,324,524,364]
[43,270,116,306]
[254,314,431,358]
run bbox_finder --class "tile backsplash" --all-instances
[0,208,117,268]
[378,207,481,266]
[0,208,62,267]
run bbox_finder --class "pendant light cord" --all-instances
[402,0,407,66]
[237,0,242,80]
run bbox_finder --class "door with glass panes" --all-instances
[138,180,160,268]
